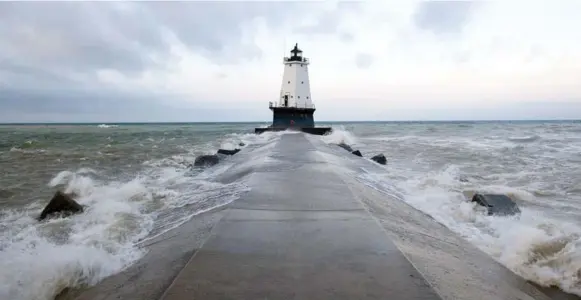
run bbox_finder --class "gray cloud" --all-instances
[450,50,471,64]
[413,1,475,35]
[0,2,332,78]
[354,53,374,69]
[0,87,270,123]
[144,2,308,64]
[317,101,581,121]
[1,88,162,116]
[0,1,348,85]
[339,32,355,43]
[0,1,322,122]
[0,2,305,84]
[0,2,170,75]
[292,2,361,37]
[0,60,79,89]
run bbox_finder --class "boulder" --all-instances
[336,143,354,152]
[39,191,84,221]
[471,193,521,216]
[239,142,246,147]
[217,148,240,156]
[351,150,362,157]
[371,154,387,165]
[194,155,220,167]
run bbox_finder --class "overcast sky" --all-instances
[1,1,580,123]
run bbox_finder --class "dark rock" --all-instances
[194,155,220,167]
[239,142,246,147]
[217,149,240,156]
[371,154,387,165]
[336,143,354,152]
[471,193,521,216]
[39,191,84,221]
[351,150,362,157]
[54,287,71,300]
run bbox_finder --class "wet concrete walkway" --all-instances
[159,134,442,299]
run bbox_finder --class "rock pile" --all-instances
[192,148,242,168]
[334,143,386,165]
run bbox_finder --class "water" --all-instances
[1,121,581,299]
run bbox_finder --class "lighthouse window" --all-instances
[306,97,309,99]
[288,81,290,84]
[298,96,300,99]
[301,81,304,84]
[291,96,294,98]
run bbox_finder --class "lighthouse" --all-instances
[255,43,331,135]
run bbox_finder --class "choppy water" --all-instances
[1,121,581,299]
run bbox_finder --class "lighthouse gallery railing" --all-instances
[269,102,315,109]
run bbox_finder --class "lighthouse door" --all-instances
[284,94,289,107]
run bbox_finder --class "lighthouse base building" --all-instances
[255,43,332,135]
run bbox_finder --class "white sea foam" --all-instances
[0,130,285,300]
[508,135,541,143]
[97,124,118,128]
[321,126,359,146]
[0,172,154,300]
[318,122,581,296]
[355,164,581,295]
[355,152,581,296]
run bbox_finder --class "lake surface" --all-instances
[1,120,581,299]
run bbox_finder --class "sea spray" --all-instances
[319,122,581,295]
[0,127,286,300]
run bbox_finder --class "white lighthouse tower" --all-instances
[255,43,331,135]
[277,43,314,109]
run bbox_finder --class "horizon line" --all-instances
[0,119,580,125]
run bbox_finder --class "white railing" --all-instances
[269,102,315,109]
[283,57,310,64]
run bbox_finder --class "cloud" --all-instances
[413,1,475,35]
[0,1,309,122]
[354,53,374,69]
[0,2,170,75]
[1,1,580,122]
[0,2,307,87]
[144,2,309,64]
[0,87,269,123]
[293,1,362,36]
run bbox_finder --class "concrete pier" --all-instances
[160,137,440,299]
[71,133,577,300]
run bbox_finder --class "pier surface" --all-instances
[73,133,574,300]
[160,134,439,300]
